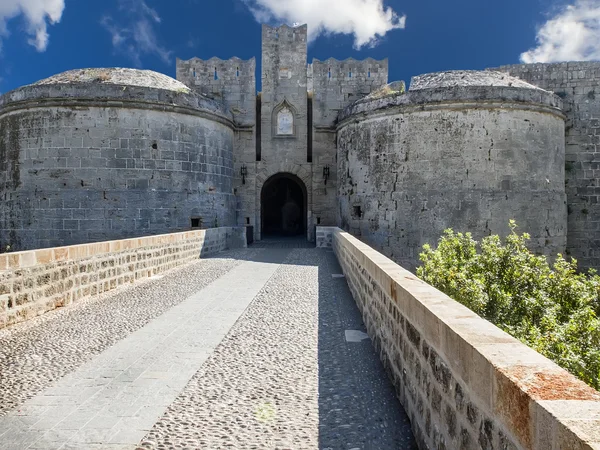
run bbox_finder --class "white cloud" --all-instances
[0,0,65,52]
[242,0,406,49]
[521,0,600,63]
[101,0,171,66]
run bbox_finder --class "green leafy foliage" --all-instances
[417,220,600,389]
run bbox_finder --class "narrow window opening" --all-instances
[349,70,352,78]
[256,94,262,161]
[368,68,371,78]
[352,206,362,218]
[214,67,218,80]
[328,68,331,79]
[192,68,196,78]
[191,217,202,228]
[246,217,250,225]
[307,95,313,163]
[275,31,279,39]
[236,67,240,77]
[317,217,321,225]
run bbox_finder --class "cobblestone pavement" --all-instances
[0,248,254,416]
[0,247,416,449]
[139,249,416,450]
[251,236,315,248]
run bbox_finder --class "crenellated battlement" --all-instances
[176,56,256,126]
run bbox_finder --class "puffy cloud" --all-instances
[521,0,600,63]
[0,0,65,51]
[242,0,406,49]
[101,0,171,66]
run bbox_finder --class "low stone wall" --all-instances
[330,227,600,450]
[0,227,246,329]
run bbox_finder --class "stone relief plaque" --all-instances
[277,107,294,135]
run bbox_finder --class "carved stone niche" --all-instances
[272,99,296,138]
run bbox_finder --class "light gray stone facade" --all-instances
[493,62,600,270]
[0,69,236,251]
[0,26,596,272]
[337,72,567,269]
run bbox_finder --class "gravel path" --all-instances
[0,248,255,416]
[139,248,416,450]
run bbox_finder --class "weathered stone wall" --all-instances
[337,75,567,270]
[233,128,257,230]
[0,70,237,252]
[315,226,335,248]
[0,226,246,329]
[311,58,388,127]
[176,57,256,126]
[331,227,600,450]
[176,57,257,232]
[310,58,389,231]
[494,62,600,270]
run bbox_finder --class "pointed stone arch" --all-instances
[255,164,313,241]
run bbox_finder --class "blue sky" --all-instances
[0,0,596,93]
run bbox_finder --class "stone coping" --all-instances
[0,82,233,125]
[410,70,546,91]
[312,57,388,65]
[338,84,564,125]
[177,56,256,65]
[323,226,600,449]
[0,228,232,273]
[494,61,600,72]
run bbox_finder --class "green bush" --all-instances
[417,220,600,389]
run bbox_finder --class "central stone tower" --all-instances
[176,23,388,242]
[257,24,312,239]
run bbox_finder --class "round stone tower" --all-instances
[337,70,567,270]
[0,68,236,251]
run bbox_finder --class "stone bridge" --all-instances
[0,227,598,450]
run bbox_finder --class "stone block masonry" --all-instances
[325,226,600,450]
[336,75,567,270]
[315,226,335,248]
[0,227,246,330]
[494,62,600,271]
[0,69,237,252]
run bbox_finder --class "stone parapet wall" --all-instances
[176,57,256,126]
[331,227,600,450]
[0,227,246,330]
[338,84,563,124]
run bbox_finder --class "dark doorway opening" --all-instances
[261,173,307,237]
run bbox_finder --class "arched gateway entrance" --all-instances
[261,173,307,237]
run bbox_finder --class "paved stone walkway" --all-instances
[0,247,416,449]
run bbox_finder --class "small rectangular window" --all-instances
[352,206,362,219]
[191,217,202,228]
[246,217,250,225]
[317,217,321,225]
